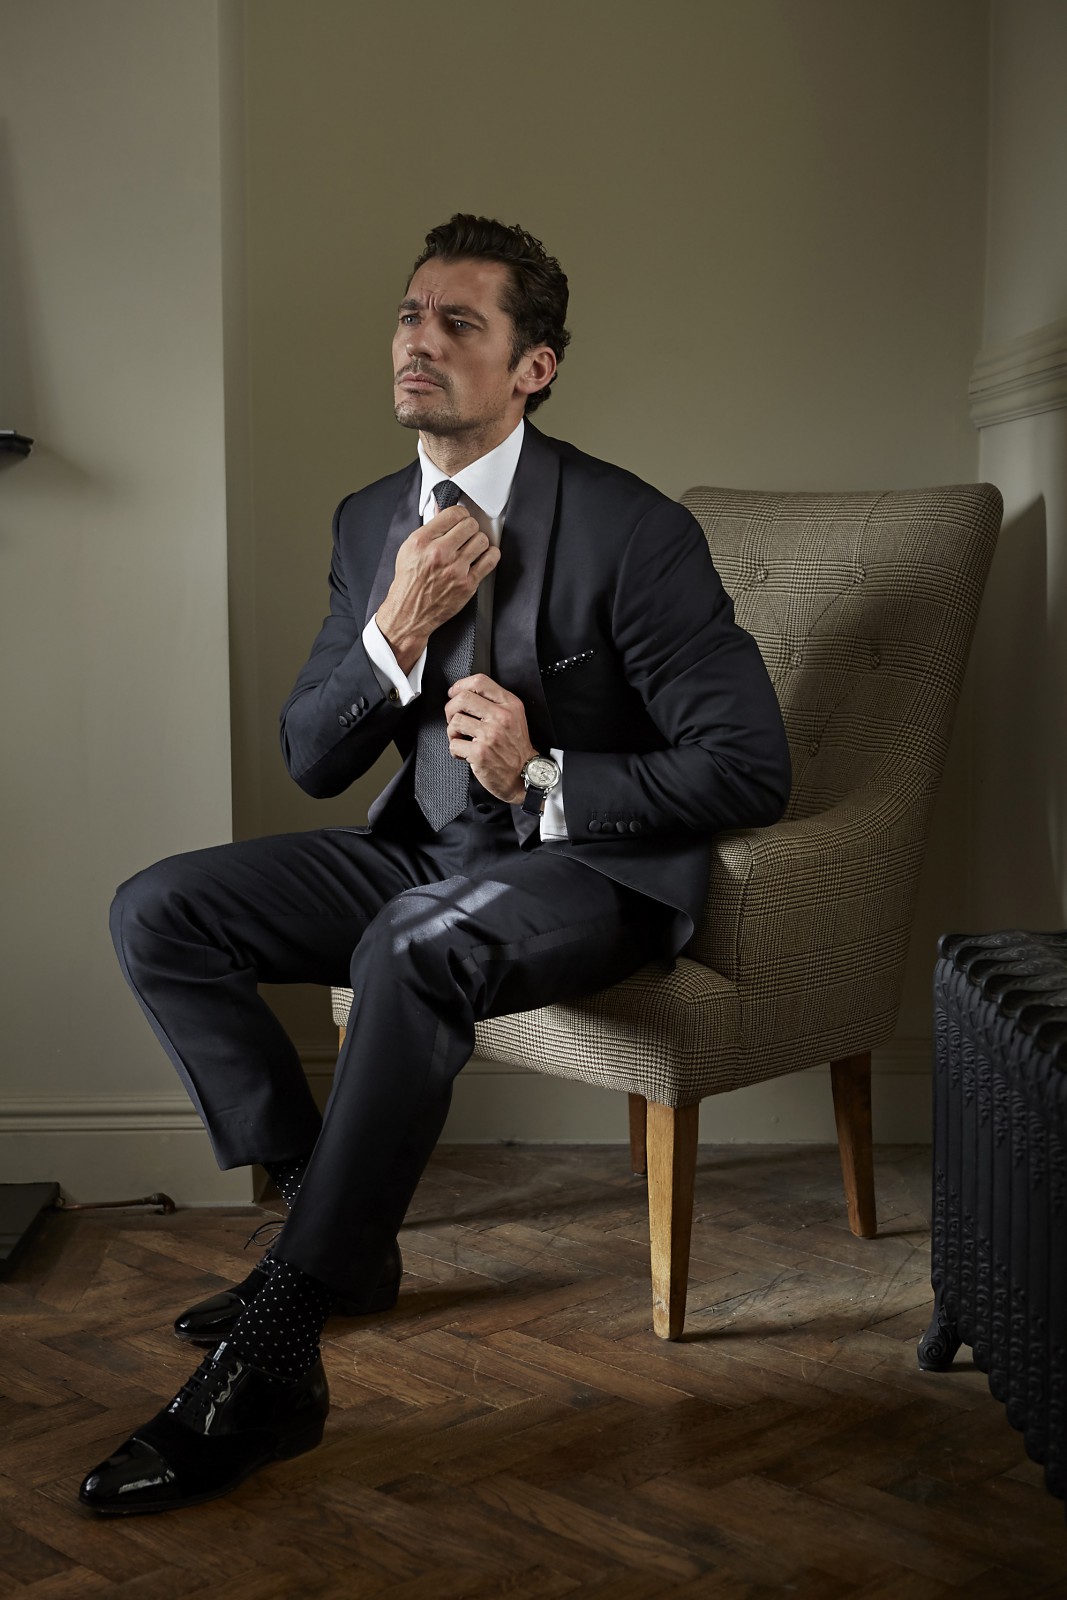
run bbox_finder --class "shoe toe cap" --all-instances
[173,1288,243,1341]
[79,1436,179,1513]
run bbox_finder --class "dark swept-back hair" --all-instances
[408,214,570,413]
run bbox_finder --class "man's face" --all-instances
[392,256,529,439]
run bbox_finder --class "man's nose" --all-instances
[406,318,441,360]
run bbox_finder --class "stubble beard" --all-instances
[394,389,481,437]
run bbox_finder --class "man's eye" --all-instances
[451,320,471,332]
[399,313,418,325]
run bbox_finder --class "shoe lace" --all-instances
[171,1349,232,1424]
[244,1218,284,1256]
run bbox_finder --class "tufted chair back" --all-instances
[682,487,1001,825]
[681,484,1002,1072]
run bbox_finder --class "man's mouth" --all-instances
[397,367,443,390]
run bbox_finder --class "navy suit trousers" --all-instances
[110,800,671,1297]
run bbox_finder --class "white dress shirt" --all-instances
[362,419,567,839]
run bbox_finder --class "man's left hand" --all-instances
[446,675,536,805]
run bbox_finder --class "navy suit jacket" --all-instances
[280,423,791,955]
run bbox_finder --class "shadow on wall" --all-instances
[972,492,1063,928]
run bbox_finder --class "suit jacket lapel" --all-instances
[491,424,559,754]
[365,463,421,625]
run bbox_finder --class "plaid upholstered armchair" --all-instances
[332,483,1002,1339]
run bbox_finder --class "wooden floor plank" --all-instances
[0,1142,1062,1596]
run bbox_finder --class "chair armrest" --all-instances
[689,784,928,1042]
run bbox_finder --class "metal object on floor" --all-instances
[919,928,1067,1512]
[0,1185,177,1278]
[55,1193,176,1214]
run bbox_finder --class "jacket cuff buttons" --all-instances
[338,695,371,728]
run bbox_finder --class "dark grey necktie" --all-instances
[413,479,477,831]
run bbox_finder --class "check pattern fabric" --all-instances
[334,484,1002,1108]
[413,479,477,831]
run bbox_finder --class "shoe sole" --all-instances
[79,1419,326,1516]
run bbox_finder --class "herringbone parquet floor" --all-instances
[1,1143,1063,1598]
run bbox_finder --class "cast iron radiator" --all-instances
[918,929,1067,1508]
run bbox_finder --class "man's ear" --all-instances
[514,345,557,400]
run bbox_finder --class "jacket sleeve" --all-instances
[279,497,410,798]
[561,501,791,839]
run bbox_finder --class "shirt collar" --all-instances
[417,418,525,521]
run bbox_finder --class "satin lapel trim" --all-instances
[491,425,560,753]
[366,463,421,625]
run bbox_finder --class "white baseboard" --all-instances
[0,1039,930,1207]
[0,1096,252,1205]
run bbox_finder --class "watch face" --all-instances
[526,756,559,789]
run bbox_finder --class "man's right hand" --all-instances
[375,506,500,675]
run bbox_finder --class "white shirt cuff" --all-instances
[540,748,567,841]
[362,615,425,705]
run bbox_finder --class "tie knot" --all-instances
[433,479,463,510]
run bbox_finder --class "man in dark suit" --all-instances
[80,216,790,1514]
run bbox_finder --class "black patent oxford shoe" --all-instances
[173,1237,403,1343]
[78,1340,329,1515]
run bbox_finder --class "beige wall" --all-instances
[2,1,1022,1191]
[234,0,990,1139]
[0,1,246,1199]
[970,0,1067,931]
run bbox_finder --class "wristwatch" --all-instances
[520,753,561,817]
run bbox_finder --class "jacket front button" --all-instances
[587,819,601,833]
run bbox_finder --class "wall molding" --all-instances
[0,1094,249,1204]
[0,1034,927,1136]
[0,1094,201,1134]
[0,1037,932,1201]
[969,316,1067,429]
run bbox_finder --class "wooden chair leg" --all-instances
[830,1050,877,1238]
[646,1100,699,1340]
[628,1093,648,1176]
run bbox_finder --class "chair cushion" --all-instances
[333,957,741,1107]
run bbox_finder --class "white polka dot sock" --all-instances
[264,1157,309,1211]
[229,1260,334,1380]
[246,1156,312,1290]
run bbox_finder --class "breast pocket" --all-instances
[540,648,597,681]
